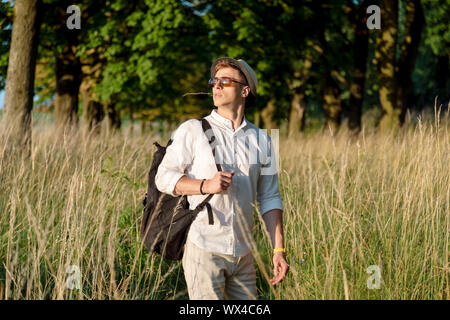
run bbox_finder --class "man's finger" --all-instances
[279,263,288,277]
[274,271,284,283]
[270,275,282,286]
[221,171,234,177]
[272,263,288,285]
[221,176,232,183]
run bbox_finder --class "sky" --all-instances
[1,0,10,109]
[0,91,43,110]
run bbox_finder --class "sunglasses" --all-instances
[208,77,247,88]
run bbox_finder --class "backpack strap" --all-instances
[200,118,222,172]
[191,118,221,224]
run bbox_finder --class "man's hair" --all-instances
[214,60,256,109]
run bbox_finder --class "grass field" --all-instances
[0,108,448,300]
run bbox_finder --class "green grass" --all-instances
[0,108,448,299]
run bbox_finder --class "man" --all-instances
[155,57,288,300]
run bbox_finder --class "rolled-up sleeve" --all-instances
[256,133,283,216]
[257,172,283,216]
[155,120,195,197]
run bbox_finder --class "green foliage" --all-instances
[410,0,450,108]
[4,0,448,126]
[422,0,450,56]
[73,0,211,119]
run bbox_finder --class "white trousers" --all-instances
[182,239,257,300]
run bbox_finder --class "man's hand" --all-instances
[270,252,289,286]
[203,171,234,194]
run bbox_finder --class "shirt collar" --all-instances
[210,109,247,133]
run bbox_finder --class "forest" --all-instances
[0,0,448,145]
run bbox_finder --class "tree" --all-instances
[396,0,425,123]
[313,0,348,134]
[86,0,211,128]
[36,0,107,131]
[200,0,316,131]
[347,0,371,133]
[418,0,449,109]
[2,0,42,151]
[375,0,399,130]
[374,0,426,130]
[53,2,82,129]
[322,71,343,133]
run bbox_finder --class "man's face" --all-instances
[212,67,247,108]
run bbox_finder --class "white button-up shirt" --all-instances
[155,109,283,257]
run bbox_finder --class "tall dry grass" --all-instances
[0,107,448,300]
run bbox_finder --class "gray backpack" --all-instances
[140,118,221,260]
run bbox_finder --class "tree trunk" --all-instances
[253,110,261,128]
[55,50,82,130]
[260,98,276,130]
[105,103,121,133]
[433,55,450,112]
[375,0,399,130]
[396,0,425,124]
[84,100,104,133]
[288,91,306,137]
[288,56,312,136]
[348,0,370,133]
[54,5,82,130]
[128,108,134,137]
[140,119,152,135]
[81,85,104,134]
[2,0,42,152]
[322,73,342,134]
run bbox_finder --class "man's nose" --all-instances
[214,80,223,90]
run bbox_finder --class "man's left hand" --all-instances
[270,252,289,286]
